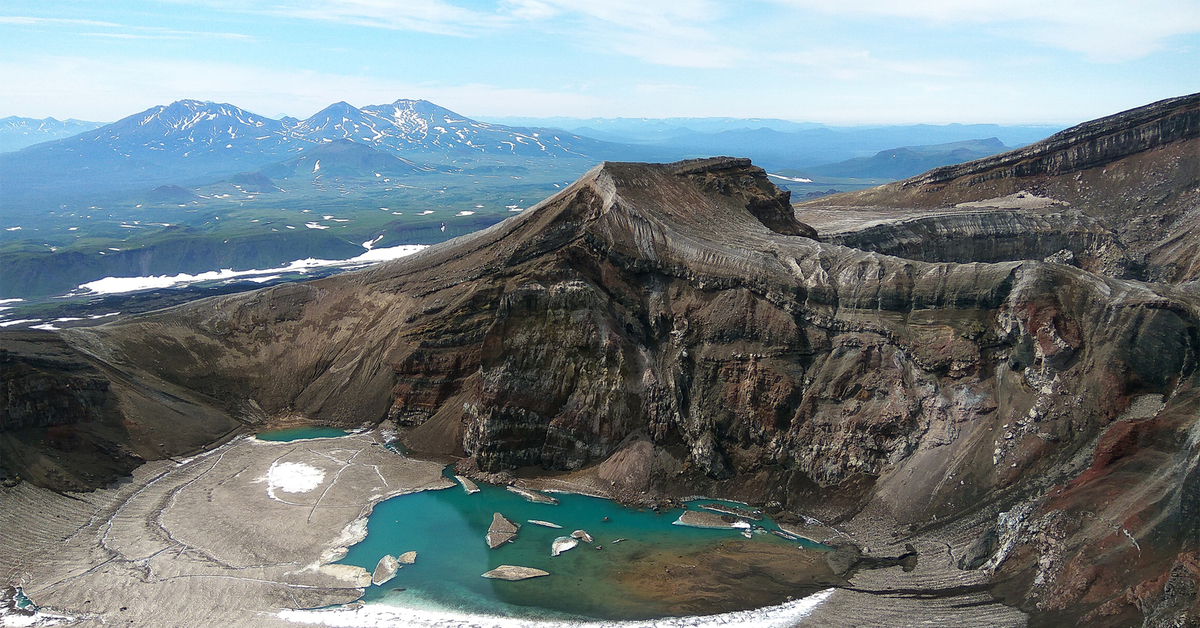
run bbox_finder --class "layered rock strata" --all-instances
[802,93,1200,282]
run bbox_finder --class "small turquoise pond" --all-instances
[337,468,822,621]
[254,426,349,441]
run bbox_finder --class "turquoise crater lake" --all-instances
[336,468,827,621]
[254,426,350,441]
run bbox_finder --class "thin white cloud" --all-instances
[500,0,560,21]
[0,16,123,27]
[502,0,749,68]
[772,47,973,80]
[0,55,604,120]
[159,0,750,68]
[263,0,509,37]
[2,15,253,41]
[770,0,1200,61]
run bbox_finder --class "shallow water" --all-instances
[337,470,822,621]
[254,426,350,441]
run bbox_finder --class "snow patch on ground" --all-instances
[73,244,427,296]
[268,461,325,494]
[0,319,40,327]
[767,173,813,183]
[455,211,475,216]
[279,589,834,628]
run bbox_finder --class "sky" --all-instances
[1,0,1198,125]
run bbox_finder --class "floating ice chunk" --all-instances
[482,565,548,581]
[372,555,399,586]
[455,475,480,494]
[551,536,578,556]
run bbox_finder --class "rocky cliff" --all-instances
[2,96,1199,627]
[801,93,1200,283]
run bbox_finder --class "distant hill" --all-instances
[0,116,106,153]
[481,115,1062,169]
[144,184,200,203]
[803,138,1009,180]
[258,139,438,180]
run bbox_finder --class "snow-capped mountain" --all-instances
[0,98,625,204]
[0,100,309,203]
[86,99,299,160]
[292,99,606,158]
[0,116,106,152]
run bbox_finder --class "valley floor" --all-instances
[1,428,1029,627]
[0,431,450,627]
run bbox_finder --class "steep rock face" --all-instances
[0,330,242,490]
[803,93,1200,282]
[3,129,1197,623]
[1,332,109,431]
[817,208,1123,272]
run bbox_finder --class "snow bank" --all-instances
[279,588,834,628]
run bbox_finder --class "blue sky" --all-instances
[2,0,1197,124]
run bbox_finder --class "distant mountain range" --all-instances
[0,116,107,152]
[0,99,621,207]
[801,138,1010,180]
[0,98,1065,303]
[482,115,1061,163]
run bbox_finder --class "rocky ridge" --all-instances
[800,92,1200,283]
[2,96,1199,626]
